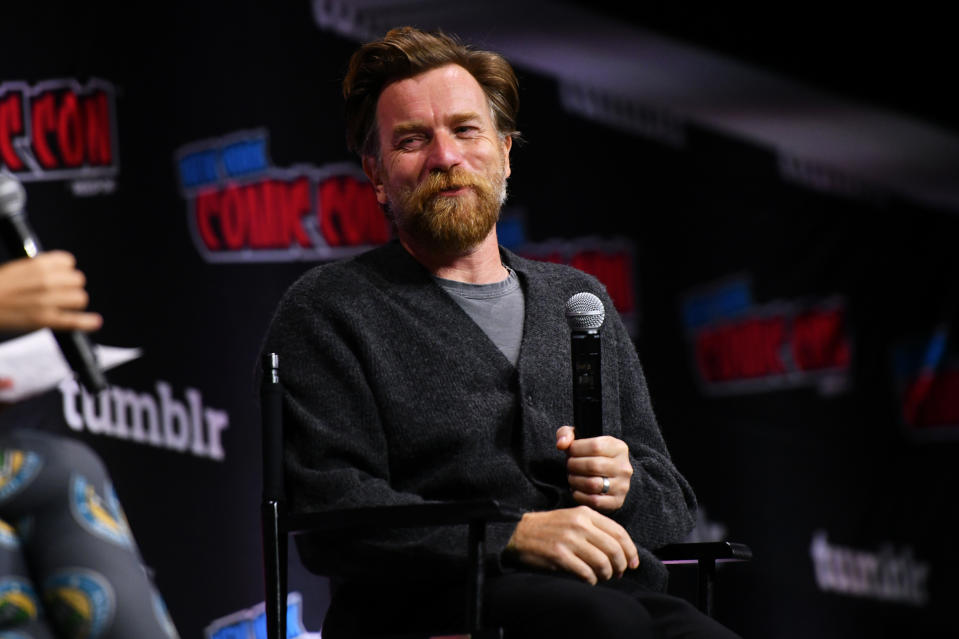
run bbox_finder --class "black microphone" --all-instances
[565,292,605,439]
[0,174,108,393]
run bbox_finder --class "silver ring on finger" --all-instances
[600,476,610,495]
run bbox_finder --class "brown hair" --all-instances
[343,26,520,157]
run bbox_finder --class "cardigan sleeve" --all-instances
[596,287,698,550]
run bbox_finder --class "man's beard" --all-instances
[386,161,507,255]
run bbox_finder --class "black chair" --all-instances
[656,541,752,617]
[260,352,750,638]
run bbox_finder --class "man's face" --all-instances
[363,64,512,255]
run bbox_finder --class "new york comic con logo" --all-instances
[175,130,390,263]
[681,276,852,395]
[0,79,118,183]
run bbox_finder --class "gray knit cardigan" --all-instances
[263,240,696,591]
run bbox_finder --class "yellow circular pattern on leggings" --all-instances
[43,569,115,639]
[0,450,42,501]
[0,577,39,627]
[68,475,133,548]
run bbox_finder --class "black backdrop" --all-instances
[2,2,956,637]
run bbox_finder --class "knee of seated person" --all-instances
[509,592,653,639]
[1,432,111,512]
[576,596,652,639]
[7,431,108,485]
[43,437,108,484]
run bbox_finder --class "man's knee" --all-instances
[557,593,652,639]
[490,573,655,639]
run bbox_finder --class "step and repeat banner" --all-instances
[1,2,955,637]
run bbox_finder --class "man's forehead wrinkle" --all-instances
[379,66,487,111]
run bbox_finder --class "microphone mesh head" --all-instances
[565,292,605,330]
[0,174,26,218]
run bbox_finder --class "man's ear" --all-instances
[362,155,388,205]
[503,135,512,179]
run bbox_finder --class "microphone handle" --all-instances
[0,212,108,393]
[0,209,40,257]
[55,330,108,392]
[571,330,602,439]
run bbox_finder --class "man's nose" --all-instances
[424,131,462,172]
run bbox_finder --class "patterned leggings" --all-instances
[0,429,178,639]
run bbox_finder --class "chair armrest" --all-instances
[654,541,751,616]
[654,541,752,564]
[284,498,523,535]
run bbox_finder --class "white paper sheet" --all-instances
[0,329,141,402]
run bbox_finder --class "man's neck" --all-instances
[400,230,508,284]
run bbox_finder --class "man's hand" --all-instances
[505,507,639,585]
[557,426,634,512]
[0,252,103,332]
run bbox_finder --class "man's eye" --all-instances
[455,126,478,136]
[397,135,425,149]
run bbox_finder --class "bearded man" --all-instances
[263,26,741,639]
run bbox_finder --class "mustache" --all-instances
[410,168,491,204]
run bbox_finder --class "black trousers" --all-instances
[324,570,743,639]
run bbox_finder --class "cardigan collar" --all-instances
[356,240,558,377]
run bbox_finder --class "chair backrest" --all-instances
[260,352,288,639]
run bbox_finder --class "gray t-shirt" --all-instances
[435,266,525,365]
